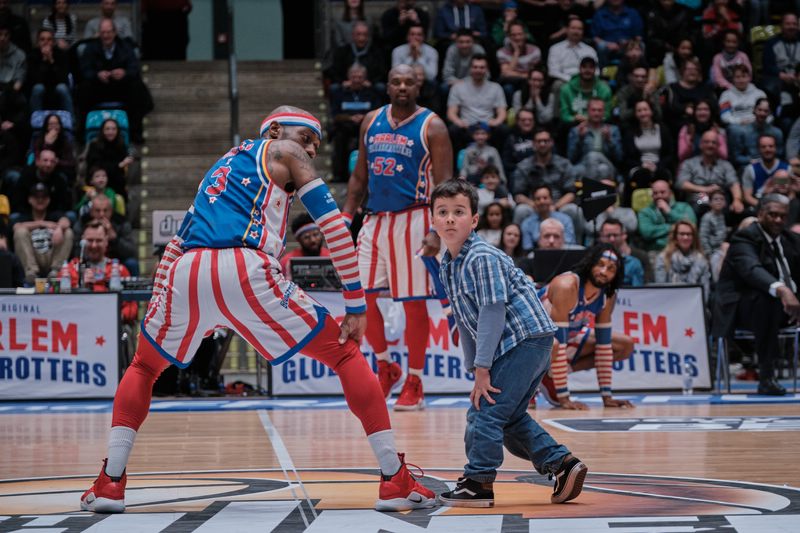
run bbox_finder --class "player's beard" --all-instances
[589,271,610,290]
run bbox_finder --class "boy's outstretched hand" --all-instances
[471,367,501,410]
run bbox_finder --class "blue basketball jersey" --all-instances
[179,139,293,258]
[539,272,606,334]
[364,105,435,212]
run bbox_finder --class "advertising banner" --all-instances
[271,286,711,395]
[0,294,120,399]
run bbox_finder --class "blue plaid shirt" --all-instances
[440,232,556,368]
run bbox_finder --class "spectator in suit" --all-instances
[26,28,72,114]
[41,0,78,50]
[0,0,31,55]
[380,0,430,51]
[712,194,800,395]
[329,64,382,182]
[326,21,387,92]
[12,182,73,283]
[83,0,133,40]
[78,18,147,143]
[0,21,25,92]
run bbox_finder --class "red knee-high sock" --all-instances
[403,300,429,372]
[111,333,170,430]
[364,292,388,355]
[303,316,391,435]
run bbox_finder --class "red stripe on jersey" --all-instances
[234,248,297,346]
[404,211,413,294]
[258,181,274,249]
[176,251,204,361]
[388,214,399,298]
[210,249,273,359]
[423,208,431,295]
[368,216,382,289]
[329,242,353,254]
[154,257,178,345]
[255,250,317,328]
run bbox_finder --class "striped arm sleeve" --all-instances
[298,178,366,314]
[552,322,570,400]
[595,323,613,397]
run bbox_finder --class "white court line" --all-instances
[257,410,318,526]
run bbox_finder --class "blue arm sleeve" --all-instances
[474,302,506,369]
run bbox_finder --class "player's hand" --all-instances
[339,312,367,344]
[602,396,634,408]
[558,398,589,410]
[470,367,501,410]
[421,231,440,256]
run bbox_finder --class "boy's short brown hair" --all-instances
[430,179,479,215]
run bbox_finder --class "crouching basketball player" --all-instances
[539,243,635,410]
[80,109,436,513]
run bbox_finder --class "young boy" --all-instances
[460,122,506,185]
[699,189,728,258]
[477,165,514,215]
[431,179,587,508]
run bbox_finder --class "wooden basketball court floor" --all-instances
[1,394,799,532]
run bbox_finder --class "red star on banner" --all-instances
[95,336,106,346]
[684,327,695,338]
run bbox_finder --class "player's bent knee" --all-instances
[612,335,635,360]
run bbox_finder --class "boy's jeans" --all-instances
[464,333,570,483]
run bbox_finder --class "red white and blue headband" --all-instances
[601,250,619,263]
[260,112,323,140]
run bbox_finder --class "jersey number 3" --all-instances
[371,156,396,176]
[206,165,231,197]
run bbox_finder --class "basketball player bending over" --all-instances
[80,108,436,513]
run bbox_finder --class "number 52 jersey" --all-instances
[364,105,435,213]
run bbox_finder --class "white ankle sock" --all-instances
[106,426,137,478]
[375,351,391,363]
[368,429,401,475]
[407,367,423,378]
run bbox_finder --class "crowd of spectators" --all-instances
[0,0,152,288]
[324,0,800,295]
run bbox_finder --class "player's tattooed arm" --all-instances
[271,140,318,190]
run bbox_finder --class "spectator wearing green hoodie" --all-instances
[559,56,612,126]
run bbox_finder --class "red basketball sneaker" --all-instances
[393,374,424,411]
[377,360,402,399]
[80,459,126,513]
[539,372,561,407]
[376,453,437,511]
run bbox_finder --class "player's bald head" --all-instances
[388,64,415,81]
[259,106,322,158]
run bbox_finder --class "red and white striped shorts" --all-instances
[357,205,433,300]
[142,247,326,367]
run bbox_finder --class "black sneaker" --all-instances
[439,477,494,508]
[551,456,588,503]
